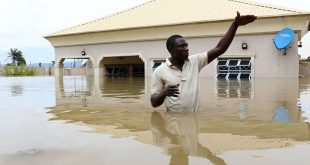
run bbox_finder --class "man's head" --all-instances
[166,35,189,61]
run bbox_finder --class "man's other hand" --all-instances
[163,84,179,97]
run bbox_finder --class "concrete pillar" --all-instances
[54,58,64,101]
[86,59,94,76]
[55,74,64,102]
[100,63,106,76]
[54,63,64,77]
[93,62,102,97]
[144,60,148,77]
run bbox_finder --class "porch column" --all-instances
[54,62,64,77]
[86,59,94,76]
[55,74,64,102]
[93,61,103,97]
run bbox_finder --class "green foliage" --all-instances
[7,48,26,66]
[3,65,36,76]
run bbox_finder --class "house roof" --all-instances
[47,0,308,37]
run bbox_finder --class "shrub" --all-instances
[3,65,36,76]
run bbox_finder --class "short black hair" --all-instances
[166,35,184,51]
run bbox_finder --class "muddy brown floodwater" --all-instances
[0,76,309,165]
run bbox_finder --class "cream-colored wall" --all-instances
[36,67,85,76]
[35,67,52,75]
[54,33,299,78]
[199,34,299,78]
[198,78,300,122]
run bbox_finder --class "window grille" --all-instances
[216,58,252,79]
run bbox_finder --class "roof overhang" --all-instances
[45,14,310,47]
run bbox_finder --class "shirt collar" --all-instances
[166,57,172,66]
[165,57,189,69]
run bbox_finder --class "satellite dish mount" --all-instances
[273,28,294,56]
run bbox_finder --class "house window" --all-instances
[216,58,252,79]
[152,60,165,71]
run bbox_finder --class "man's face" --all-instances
[170,38,189,61]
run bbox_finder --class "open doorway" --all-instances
[99,55,144,77]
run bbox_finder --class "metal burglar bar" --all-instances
[216,58,251,79]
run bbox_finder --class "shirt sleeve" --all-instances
[195,52,209,71]
[151,69,164,95]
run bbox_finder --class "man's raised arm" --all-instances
[207,12,257,63]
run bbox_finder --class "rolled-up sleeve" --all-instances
[151,70,164,95]
[195,52,209,71]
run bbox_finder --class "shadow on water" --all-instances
[47,76,310,156]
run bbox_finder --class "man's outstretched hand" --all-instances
[234,11,257,26]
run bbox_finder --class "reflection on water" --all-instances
[1,76,310,164]
[56,76,93,97]
[216,79,253,98]
[238,100,248,119]
[299,78,310,123]
[151,111,226,165]
[100,76,145,99]
[50,76,310,148]
[10,85,23,96]
[273,103,290,123]
[56,76,145,100]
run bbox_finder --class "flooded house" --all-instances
[45,0,310,79]
[30,1,310,164]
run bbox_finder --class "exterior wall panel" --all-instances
[55,33,299,78]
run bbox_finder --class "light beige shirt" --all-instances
[151,52,209,111]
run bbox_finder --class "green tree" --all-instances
[7,48,26,66]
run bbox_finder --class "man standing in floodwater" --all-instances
[150,12,256,111]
